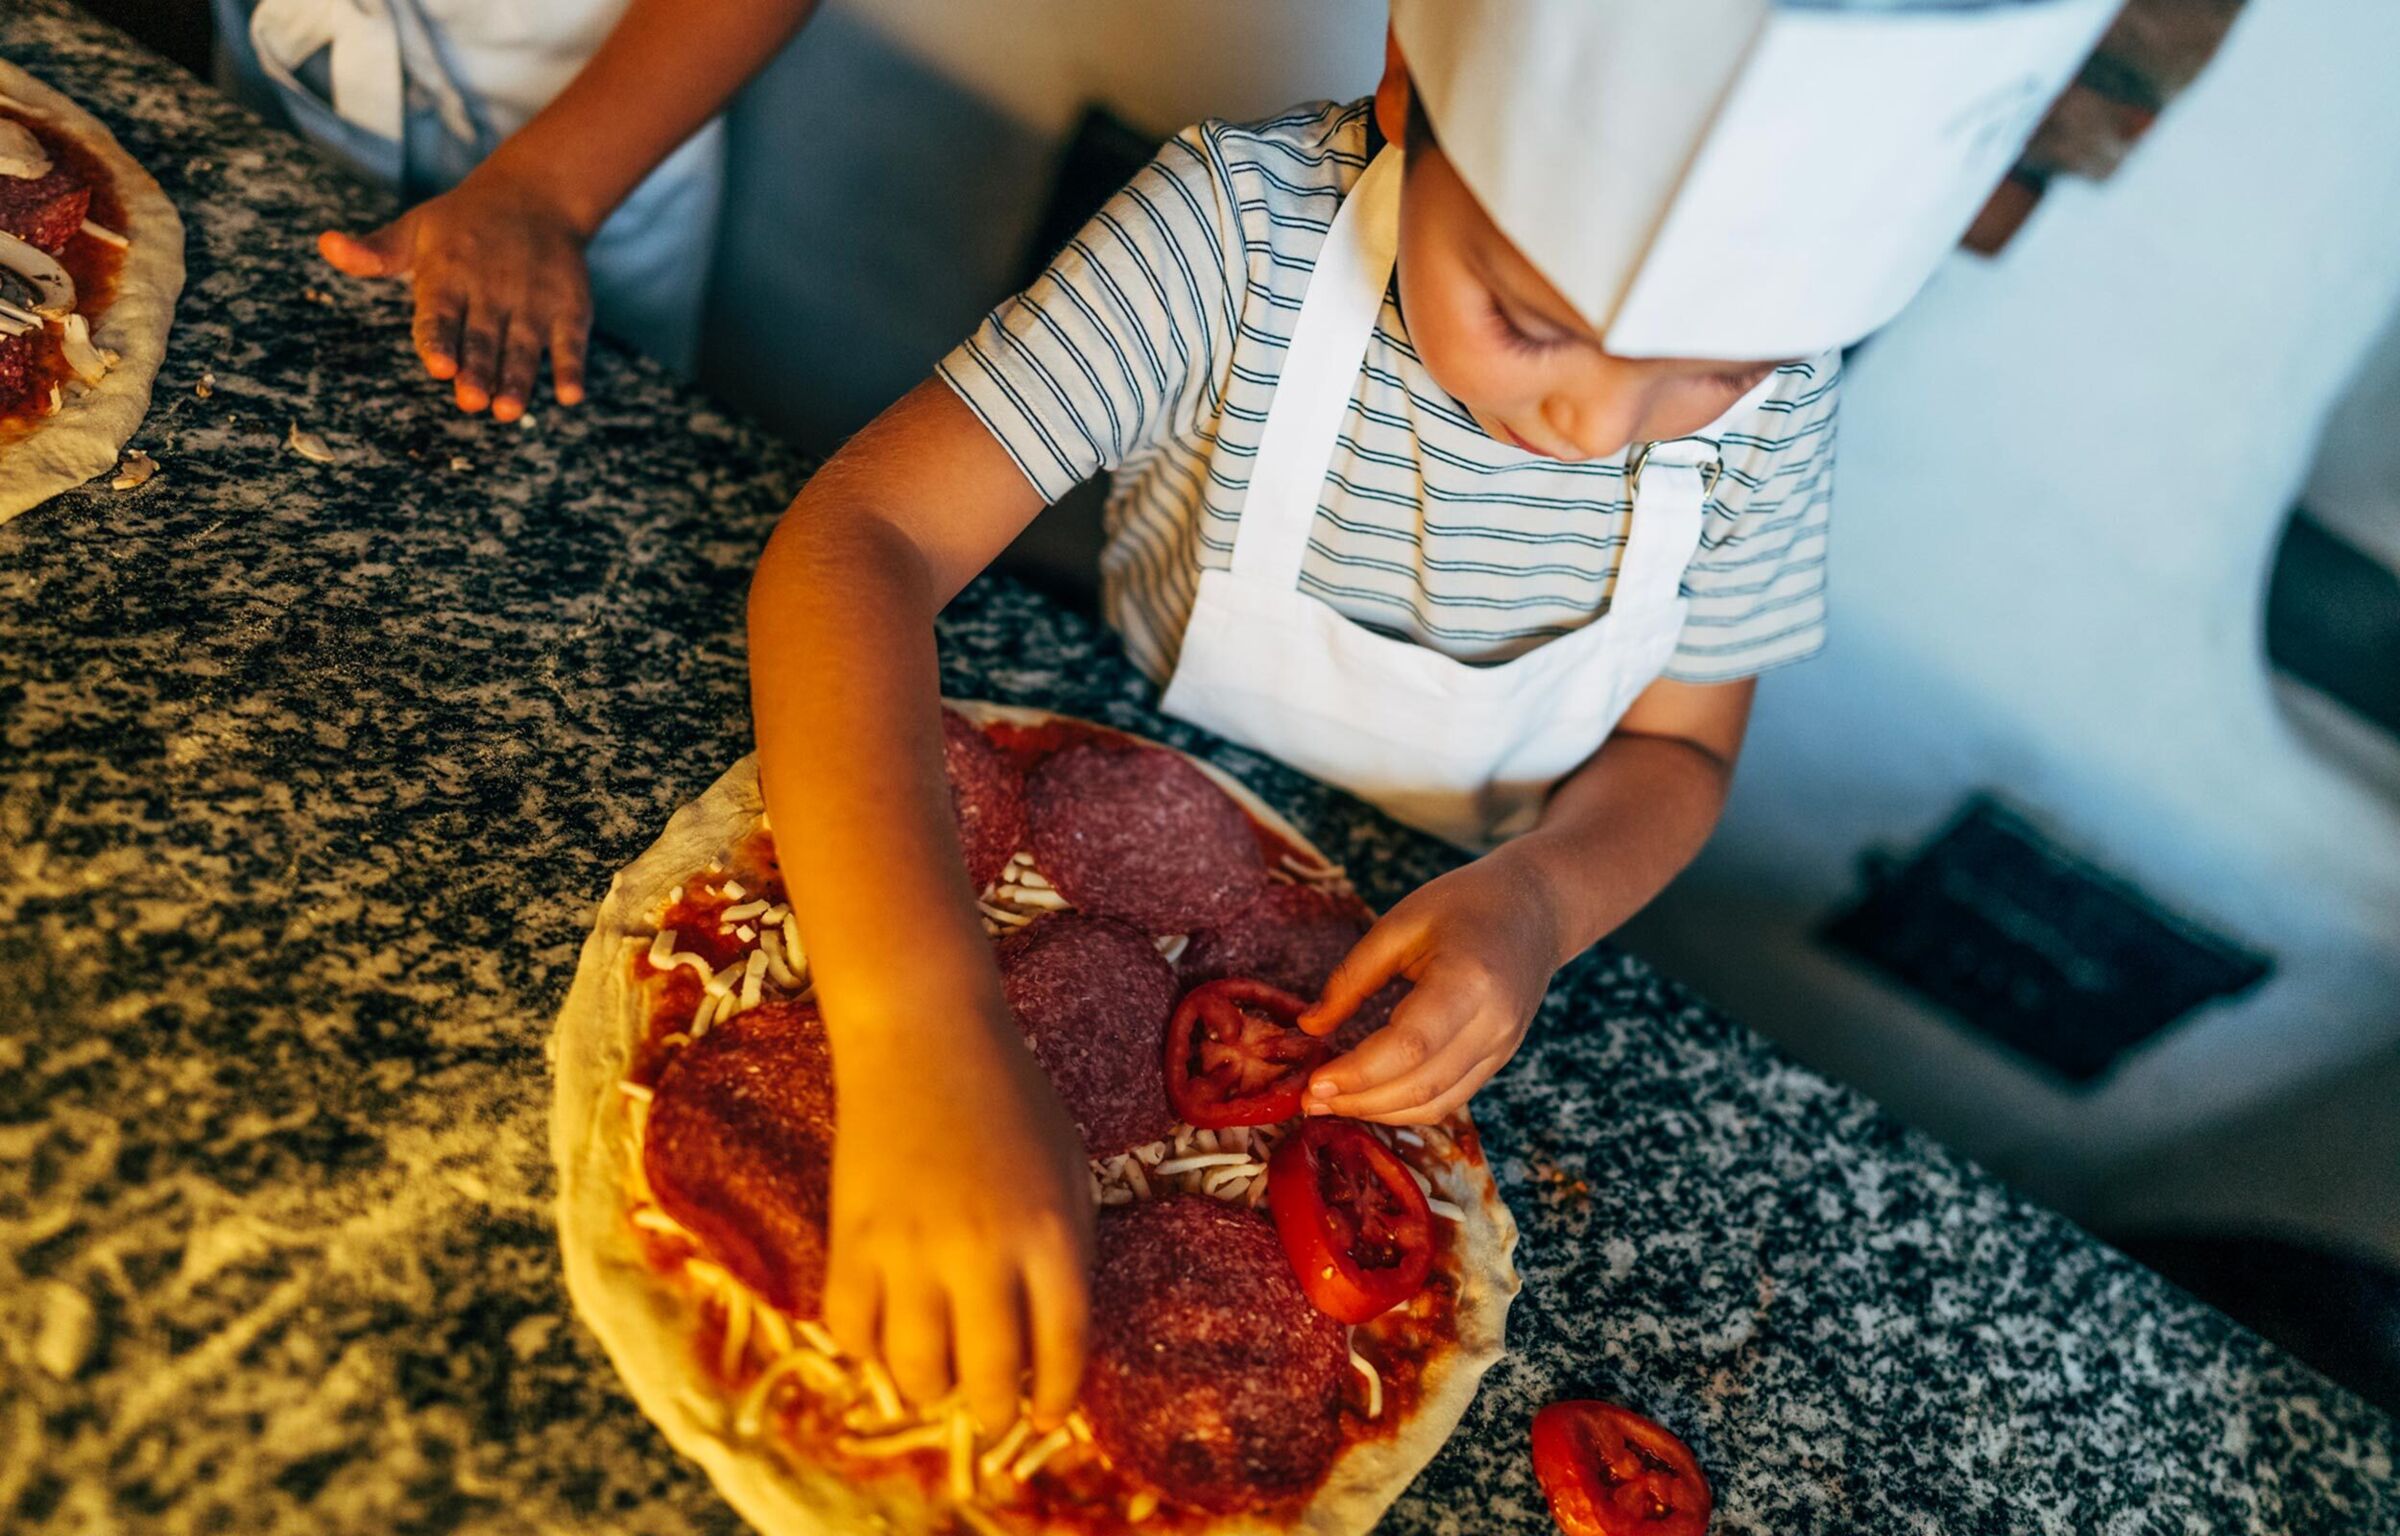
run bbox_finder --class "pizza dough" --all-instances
[0,60,183,526]
[553,701,1522,1536]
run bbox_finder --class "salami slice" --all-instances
[1026,743,1266,933]
[941,707,1027,890]
[1179,883,1405,1050]
[643,999,835,1317]
[1083,1195,1348,1514]
[996,914,1180,1155]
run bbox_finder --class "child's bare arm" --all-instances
[319,0,822,418]
[748,379,1089,1429]
[1300,677,1755,1122]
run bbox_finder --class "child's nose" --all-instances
[1540,392,1639,464]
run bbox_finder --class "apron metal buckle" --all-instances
[1629,441,1723,502]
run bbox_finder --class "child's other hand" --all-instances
[823,1008,1094,1432]
[317,160,594,422]
[1298,849,1563,1124]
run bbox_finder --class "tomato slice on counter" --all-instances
[1265,1117,1434,1323]
[1530,1400,1713,1536]
[1165,977,1329,1129]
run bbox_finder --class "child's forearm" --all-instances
[747,496,1010,1075]
[1497,728,1739,971]
[478,0,822,237]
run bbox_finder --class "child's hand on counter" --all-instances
[1297,847,1564,1125]
[822,1007,1095,1432]
[316,158,594,423]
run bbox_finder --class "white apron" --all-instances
[1158,145,1737,852]
[226,0,725,374]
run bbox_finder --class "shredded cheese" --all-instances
[1426,1196,1467,1222]
[718,1286,753,1380]
[976,1416,1034,1482]
[946,1407,977,1502]
[1152,1152,1255,1177]
[781,913,804,969]
[733,1349,815,1439]
[739,948,768,1010]
[1154,934,1189,965]
[647,930,715,984]
[860,1359,906,1425]
[721,899,770,924]
[630,1207,689,1239]
[836,1423,951,1458]
[721,881,747,901]
[759,927,800,988]
[1393,1128,1424,1147]
[1008,1424,1076,1483]
[1348,1334,1384,1419]
[1201,1166,1255,1198]
[616,1080,653,1103]
[796,1319,841,1357]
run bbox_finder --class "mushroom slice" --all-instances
[58,313,108,385]
[0,120,51,180]
[0,230,73,317]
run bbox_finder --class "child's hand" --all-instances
[1298,849,1563,1124]
[823,1008,1094,1431]
[317,160,594,422]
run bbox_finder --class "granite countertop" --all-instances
[1,6,2393,1534]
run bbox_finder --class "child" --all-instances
[746,0,2108,1442]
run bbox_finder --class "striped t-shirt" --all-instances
[939,100,1838,687]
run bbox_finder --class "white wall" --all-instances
[1623,0,2400,1233]
[841,0,1385,139]
[703,0,1383,455]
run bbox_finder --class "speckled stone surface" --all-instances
[0,6,2393,1535]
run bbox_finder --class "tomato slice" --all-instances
[1164,978,1329,1129]
[1530,1400,1713,1536]
[1265,1118,1434,1323]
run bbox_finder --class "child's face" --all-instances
[1378,52,1788,462]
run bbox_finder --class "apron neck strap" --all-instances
[1227,139,1717,621]
[1228,144,1403,587]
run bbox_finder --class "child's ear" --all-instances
[1374,26,1410,148]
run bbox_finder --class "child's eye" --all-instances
[1487,297,1564,356]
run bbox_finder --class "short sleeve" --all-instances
[937,126,1247,504]
[1666,355,1841,683]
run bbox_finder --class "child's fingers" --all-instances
[1299,908,1425,1038]
[1021,1239,1089,1430]
[948,1264,1027,1434]
[1309,1021,1491,1119]
[317,215,413,279]
[1307,972,1484,1109]
[879,1267,955,1407]
[1367,1050,1508,1127]
[452,296,501,413]
[411,282,465,381]
[821,1240,881,1363]
[549,311,589,406]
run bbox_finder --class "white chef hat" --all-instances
[1389,0,2120,360]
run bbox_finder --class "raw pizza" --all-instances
[554,702,1520,1536]
[0,58,183,524]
